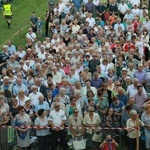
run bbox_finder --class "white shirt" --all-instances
[72,25,80,34]
[28,92,43,106]
[126,84,146,97]
[135,41,144,57]
[114,23,125,32]
[131,8,140,17]
[18,51,26,59]
[48,109,66,127]
[52,72,62,84]
[58,3,65,13]
[129,0,140,7]
[26,32,36,42]
[86,17,96,27]
[118,3,128,14]
[37,51,46,60]
[16,96,29,106]
[93,0,99,6]
[82,86,97,97]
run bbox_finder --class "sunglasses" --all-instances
[74,111,79,113]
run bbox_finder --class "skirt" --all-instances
[17,130,30,148]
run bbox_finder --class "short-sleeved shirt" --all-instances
[83,112,101,134]
[35,101,50,112]
[48,109,66,127]
[110,101,125,113]
[34,116,50,136]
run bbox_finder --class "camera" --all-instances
[106,139,112,143]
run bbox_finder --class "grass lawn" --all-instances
[0,0,48,49]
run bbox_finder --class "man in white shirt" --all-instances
[28,85,43,106]
[114,18,125,33]
[48,102,69,150]
[58,0,65,13]
[71,51,80,66]
[126,78,146,97]
[93,0,99,6]
[118,0,129,20]
[131,5,141,17]
[86,13,95,27]
[129,0,140,7]
[26,28,36,42]
[52,66,62,84]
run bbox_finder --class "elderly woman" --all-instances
[126,110,144,150]
[59,88,70,106]
[34,109,50,150]
[84,106,101,150]
[69,108,85,138]
[141,104,150,150]
[16,89,29,106]
[14,106,31,150]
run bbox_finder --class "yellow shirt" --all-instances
[3,4,12,16]
[83,113,101,134]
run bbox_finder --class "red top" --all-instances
[101,142,117,150]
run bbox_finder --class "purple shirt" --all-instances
[133,70,147,83]
[133,92,147,109]
[85,2,95,12]
[90,78,103,89]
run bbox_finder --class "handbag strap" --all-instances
[106,143,112,150]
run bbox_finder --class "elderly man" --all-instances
[52,66,62,84]
[90,71,103,89]
[35,94,50,117]
[48,102,69,150]
[0,45,11,67]
[12,78,29,97]
[28,85,43,106]
[127,97,140,113]
[117,87,128,105]
[118,0,129,20]
[7,40,16,54]
[35,78,47,99]
[88,53,100,75]
[7,55,19,70]
[133,64,147,86]
[133,85,147,112]
[126,78,146,97]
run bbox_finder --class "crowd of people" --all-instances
[0,0,150,149]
